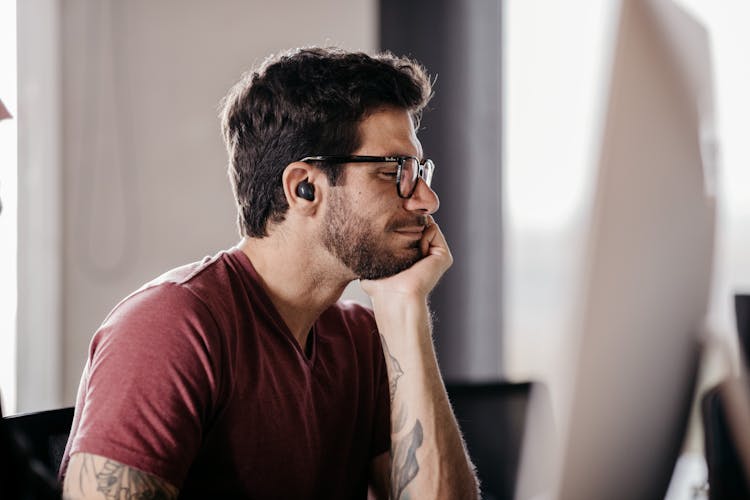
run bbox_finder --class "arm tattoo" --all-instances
[64,454,177,500]
[379,335,424,498]
[94,460,175,500]
[391,420,424,500]
[78,454,97,493]
[393,401,409,434]
[380,333,403,402]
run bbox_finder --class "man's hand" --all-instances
[360,216,453,300]
[362,215,479,499]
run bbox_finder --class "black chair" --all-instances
[3,407,74,474]
[0,407,73,500]
[1,405,72,499]
[445,381,551,500]
[701,294,750,499]
[735,294,750,368]
[702,384,750,500]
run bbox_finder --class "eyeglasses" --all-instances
[299,155,435,199]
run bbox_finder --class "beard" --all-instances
[322,190,425,280]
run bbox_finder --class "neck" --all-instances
[237,232,352,349]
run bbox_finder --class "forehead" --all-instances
[354,107,423,158]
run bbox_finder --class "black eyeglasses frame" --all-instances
[299,155,435,199]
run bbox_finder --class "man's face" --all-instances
[321,107,439,280]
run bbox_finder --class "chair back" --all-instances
[3,407,74,474]
[735,294,750,368]
[700,296,750,499]
[702,384,750,500]
[445,381,549,500]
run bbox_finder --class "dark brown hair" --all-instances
[220,47,433,237]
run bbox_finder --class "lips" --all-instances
[393,227,425,238]
[389,215,427,234]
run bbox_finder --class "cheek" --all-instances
[344,181,403,225]
[350,191,385,214]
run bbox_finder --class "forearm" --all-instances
[372,294,480,500]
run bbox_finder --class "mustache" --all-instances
[387,215,428,232]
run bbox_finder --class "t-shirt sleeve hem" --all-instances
[69,435,187,489]
[370,440,390,459]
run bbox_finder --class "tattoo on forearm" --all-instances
[393,401,409,434]
[380,334,403,402]
[391,420,424,500]
[379,334,424,498]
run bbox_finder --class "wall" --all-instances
[51,0,376,408]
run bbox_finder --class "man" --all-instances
[60,47,479,499]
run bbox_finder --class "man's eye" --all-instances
[379,171,398,179]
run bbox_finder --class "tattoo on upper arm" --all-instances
[65,453,177,500]
[94,459,174,499]
[380,334,403,403]
[78,454,96,494]
[391,420,424,500]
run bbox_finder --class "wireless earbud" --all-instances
[296,181,315,201]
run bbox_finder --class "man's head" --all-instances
[220,47,433,238]
[320,106,438,279]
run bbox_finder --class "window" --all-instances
[0,0,18,414]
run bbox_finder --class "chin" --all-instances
[357,250,421,280]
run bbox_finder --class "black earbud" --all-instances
[296,181,315,201]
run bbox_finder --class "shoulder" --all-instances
[99,249,246,337]
[90,252,243,361]
[138,249,242,303]
[86,248,260,373]
[98,281,215,344]
[87,280,222,381]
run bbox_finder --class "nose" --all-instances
[404,178,439,215]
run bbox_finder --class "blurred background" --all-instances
[0,0,748,475]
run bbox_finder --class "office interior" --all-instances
[1,0,750,498]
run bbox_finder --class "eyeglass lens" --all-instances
[399,158,434,197]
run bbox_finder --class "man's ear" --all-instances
[282,162,325,211]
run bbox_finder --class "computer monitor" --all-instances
[516,0,716,498]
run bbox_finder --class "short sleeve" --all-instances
[68,283,223,487]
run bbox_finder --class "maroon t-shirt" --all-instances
[60,248,391,499]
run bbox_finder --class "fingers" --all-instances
[420,217,434,256]
[421,216,452,263]
[361,216,453,299]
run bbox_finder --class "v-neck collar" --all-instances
[228,247,318,368]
